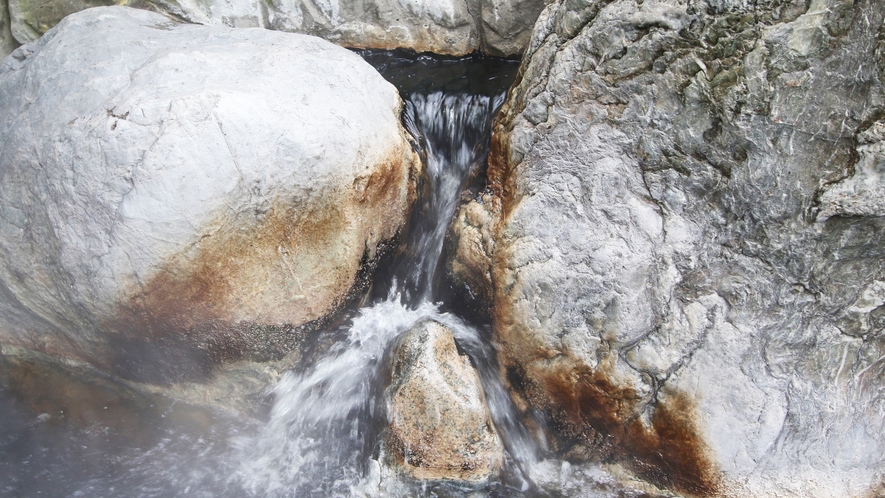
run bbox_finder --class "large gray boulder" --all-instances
[451,0,885,495]
[0,7,419,383]
[479,0,549,57]
[6,0,552,56]
[384,320,503,483]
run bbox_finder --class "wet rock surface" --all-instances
[0,345,226,436]
[0,7,419,384]
[3,0,553,57]
[450,0,885,495]
[384,320,503,483]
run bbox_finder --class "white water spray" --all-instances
[232,89,536,495]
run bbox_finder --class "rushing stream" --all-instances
[234,51,537,496]
[0,51,537,497]
[0,48,677,498]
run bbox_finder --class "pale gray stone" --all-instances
[479,0,550,57]
[0,7,419,383]
[6,0,551,56]
[451,0,885,495]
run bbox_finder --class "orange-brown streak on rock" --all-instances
[101,150,415,384]
[121,198,348,331]
[486,123,511,206]
[628,392,719,497]
[357,159,409,223]
[516,360,720,497]
[101,196,353,383]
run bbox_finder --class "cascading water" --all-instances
[396,91,504,303]
[232,52,538,496]
[0,49,679,498]
[0,52,549,498]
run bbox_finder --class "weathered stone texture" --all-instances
[451,0,885,495]
[480,0,550,57]
[0,7,419,383]
[6,0,554,56]
[384,320,503,482]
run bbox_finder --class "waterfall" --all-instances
[397,91,504,303]
[0,51,535,498]
[232,61,537,495]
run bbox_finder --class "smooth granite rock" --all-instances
[384,320,503,482]
[451,0,885,495]
[7,0,552,56]
[0,7,419,383]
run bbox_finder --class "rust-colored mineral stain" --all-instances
[531,363,720,497]
[103,197,355,383]
[103,151,414,383]
[118,199,350,333]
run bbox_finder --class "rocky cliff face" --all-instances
[451,0,885,495]
[0,7,419,384]
[1,0,552,58]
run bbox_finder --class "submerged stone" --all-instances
[1,0,17,60]
[384,320,503,483]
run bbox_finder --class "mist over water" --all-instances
[233,290,536,496]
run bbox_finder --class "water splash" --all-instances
[0,52,535,498]
[233,286,536,496]
[232,73,536,495]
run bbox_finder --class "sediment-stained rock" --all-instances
[384,320,503,483]
[446,189,498,311]
[6,0,552,56]
[451,0,885,495]
[0,7,419,383]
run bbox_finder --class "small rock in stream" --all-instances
[384,320,503,483]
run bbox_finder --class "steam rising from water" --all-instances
[1,53,540,498]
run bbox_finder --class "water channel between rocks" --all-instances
[1,51,536,497]
[0,51,668,497]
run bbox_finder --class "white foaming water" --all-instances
[0,54,650,498]
[233,289,536,496]
[398,91,505,303]
[232,90,537,496]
